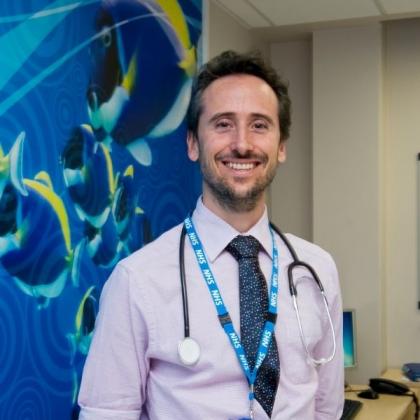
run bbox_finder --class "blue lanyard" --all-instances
[184,217,279,408]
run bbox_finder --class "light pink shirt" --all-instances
[78,199,344,419]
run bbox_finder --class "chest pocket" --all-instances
[280,274,326,384]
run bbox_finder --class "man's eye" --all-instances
[215,120,231,129]
[253,121,268,130]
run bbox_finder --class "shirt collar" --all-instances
[191,196,273,263]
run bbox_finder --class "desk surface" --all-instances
[346,369,419,420]
[346,387,415,420]
[382,368,420,389]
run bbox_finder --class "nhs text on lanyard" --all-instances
[184,217,279,420]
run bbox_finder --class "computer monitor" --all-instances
[343,309,357,368]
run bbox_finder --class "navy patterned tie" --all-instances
[226,235,280,418]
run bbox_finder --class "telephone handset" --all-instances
[369,378,410,395]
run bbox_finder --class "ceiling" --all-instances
[212,0,420,39]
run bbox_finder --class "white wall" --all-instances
[384,19,420,367]
[207,0,267,59]
[207,0,420,385]
[270,40,312,241]
[312,25,385,384]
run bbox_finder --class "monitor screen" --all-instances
[343,309,357,368]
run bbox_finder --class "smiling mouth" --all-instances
[224,161,258,170]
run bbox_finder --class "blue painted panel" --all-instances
[0,1,202,418]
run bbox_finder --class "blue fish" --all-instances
[112,165,139,239]
[85,165,148,267]
[62,124,116,229]
[67,286,98,359]
[0,135,82,306]
[84,214,122,268]
[67,285,99,407]
[87,0,196,165]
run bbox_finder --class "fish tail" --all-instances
[5,131,27,196]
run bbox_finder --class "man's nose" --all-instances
[230,127,253,155]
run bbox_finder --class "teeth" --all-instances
[226,162,255,170]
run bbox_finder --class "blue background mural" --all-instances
[0,1,202,418]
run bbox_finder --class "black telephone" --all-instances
[369,378,410,395]
[369,377,419,420]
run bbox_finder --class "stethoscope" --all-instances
[177,221,337,367]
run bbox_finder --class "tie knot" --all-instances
[226,235,261,261]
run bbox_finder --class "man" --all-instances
[78,50,344,419]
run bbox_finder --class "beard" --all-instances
[199,150,278,213]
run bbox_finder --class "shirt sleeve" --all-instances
[78,263,151,419]
[314,256,345,420]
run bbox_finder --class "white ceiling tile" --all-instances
[378,0,420,14]
[246,0,381,26]
[216,0,272,27]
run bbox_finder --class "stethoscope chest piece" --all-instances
[178,337,200,366]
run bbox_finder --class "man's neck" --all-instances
[201,193,266,233]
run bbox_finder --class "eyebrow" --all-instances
[207,112,275,125]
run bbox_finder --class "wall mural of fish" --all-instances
[0,1,202,418]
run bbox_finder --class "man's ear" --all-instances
[187,131,199,162]
[278,141,286,163]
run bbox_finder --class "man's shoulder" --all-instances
[284,233,335,268]
[119,222,183,272]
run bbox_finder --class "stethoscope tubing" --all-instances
[179,224,190,338]
[179,221,336,365]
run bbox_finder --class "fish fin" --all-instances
[0,144,6,176]
[36,269,68,298]
[72,370,79,404]
[135,207,144,215]
[79,334,94,355]
[24,178,72,252]
[100,86,129,134]
[100,143,116,194]
[74,205,87,222]
[179,46,196,77]
[75,286,95,330]
[103,135,113,150]
[88,102,102,130]
[13,277,35,297]
[66,333,77,364]
[63,168,84,187]
[148,78,192,138]
[14,217,30,245]
[34,171,54,190]
[71,239,86,288]
[126,138,152,166]
[12,277,55,306]
[9,131,27,196]
[81,123,94,134]
[86,207,111,229]
[121,54,137,94]
[0,234,19,257]
[123,165,134,178]
[156,0,191,48]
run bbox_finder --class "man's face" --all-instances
[187,74,286,213]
